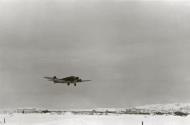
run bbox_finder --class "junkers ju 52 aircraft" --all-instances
[44,76,91,86]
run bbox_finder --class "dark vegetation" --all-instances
[174,111,188,116]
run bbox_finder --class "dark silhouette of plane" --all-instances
[44,76,91,86]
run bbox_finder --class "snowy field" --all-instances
[0,113,190,125]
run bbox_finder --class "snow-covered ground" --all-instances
[0,113,190,125]
[0,103,190,125]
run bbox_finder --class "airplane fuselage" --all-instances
[53,79,82,83]
[53,79,78,83]
[44,76,90,86]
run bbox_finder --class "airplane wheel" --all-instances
[74,83,76,86]
[67,83,70,86]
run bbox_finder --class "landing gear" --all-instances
[74,83,76,86]
[67,83,70,86]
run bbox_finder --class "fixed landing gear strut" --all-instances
[67,83,76,86]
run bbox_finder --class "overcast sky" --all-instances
[0,0,190,109]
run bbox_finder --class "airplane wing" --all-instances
[80,80,91,82]
[44,76,53,80]
[43,76,54,81]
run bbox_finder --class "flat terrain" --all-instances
[0,113,190,125]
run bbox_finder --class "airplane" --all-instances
[43,76,91,86]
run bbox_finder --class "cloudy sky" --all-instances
[0,0,190,109]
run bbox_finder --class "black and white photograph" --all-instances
[0,0,190,124]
